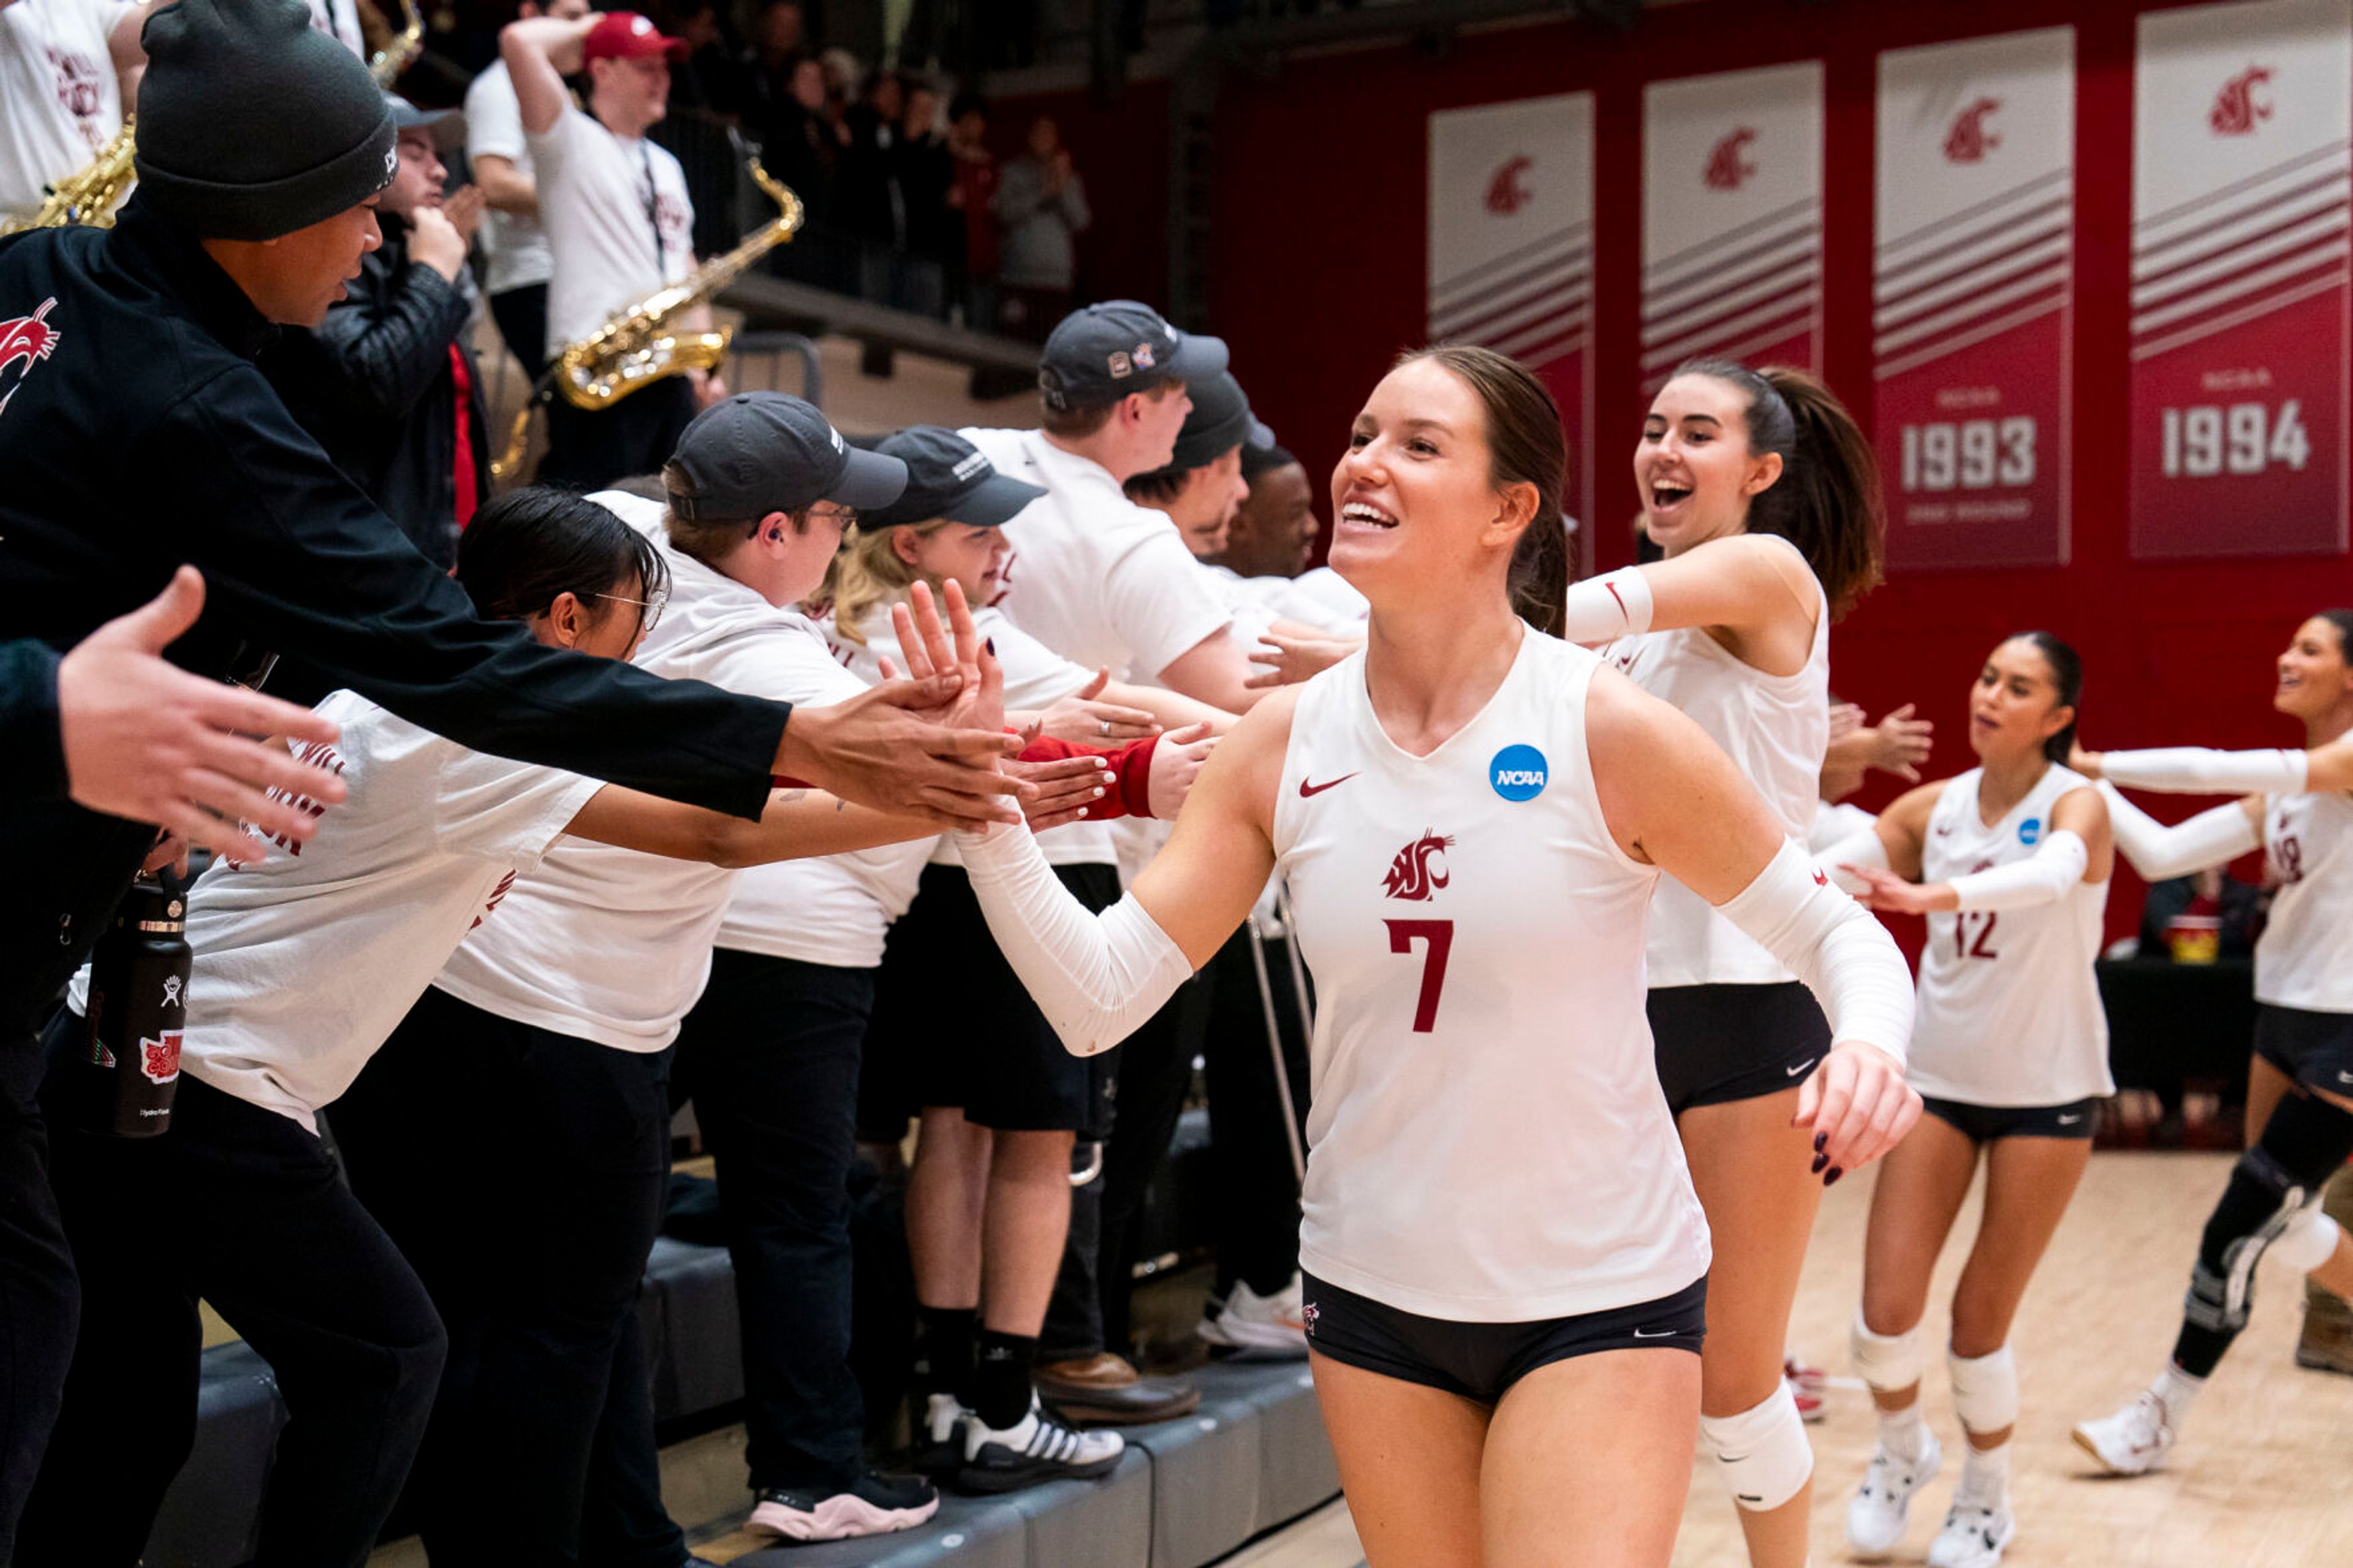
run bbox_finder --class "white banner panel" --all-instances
[1428,92,1596,529]
[1875,27,2076,570]
[1642,61,1823,389]
[2131,0,2352,560]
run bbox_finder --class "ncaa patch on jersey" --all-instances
[2018,817,2042,846]
[1490,744,1547,802]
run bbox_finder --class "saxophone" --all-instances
[5,0,426,236]
[4,118,137,235]
[494,160,803,475]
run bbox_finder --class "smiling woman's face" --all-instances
[1633,372,1781,556]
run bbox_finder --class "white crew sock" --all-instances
[1957,1439,2011,1506]
[2153,1363,2206,1419]
[1877,1401,1927,1461]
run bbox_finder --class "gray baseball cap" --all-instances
[1038,300,1229,412]
[667,393,907,522]
[387,94,466,154]
[862,426,1047,530]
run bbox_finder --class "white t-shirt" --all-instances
[1206,563,1369,634]
[177,691,602,1132]
[531,107,695,360]
[1810,799,1876,852]
[960,428,1233,684]
[430,494,863,1050]
[1275,634,1708,1321]
[1599,539,1830,988]
[305,0,364,59]
[1910,765,2113,1107]
[2259,789,2353,1013]
[464,60,553,298]
[818,600,1115,868]
[0,0,123,226]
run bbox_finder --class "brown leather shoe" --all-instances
[2296,1300,2353,1376]
[1033,1352,1202,1426]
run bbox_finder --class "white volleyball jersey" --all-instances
[1909,766,2113,1107]
[1273,634,1708,1322]
[2259,789,2353,1013]
[1601,539,1829,988]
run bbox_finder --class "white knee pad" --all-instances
[1946,1343,2017,1436]
[2272,1206,2343,1273]
[1850,1313,1922,1393]
[1700,1384,1814,1512]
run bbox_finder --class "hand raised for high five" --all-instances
[886,578,1007,735]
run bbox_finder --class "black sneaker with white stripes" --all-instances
[957,1394,1124,1493]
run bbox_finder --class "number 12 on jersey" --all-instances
[1384,918,1454,1033]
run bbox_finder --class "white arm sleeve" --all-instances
[1714,839,1915,1067]
[2102,746,2308,795]
[954,822,1197,1058]
[2097,781,2262,881]
[1945,830,2090,912]
[1558,567,1654,644]
[1816,823,1889,895]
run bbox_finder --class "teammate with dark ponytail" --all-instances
[1547,357,1904,1568]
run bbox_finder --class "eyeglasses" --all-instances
[809,503,859,528]
[596,586,670,636]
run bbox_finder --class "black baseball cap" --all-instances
[1164,371,1273,472]
[1038,300,1229,412]
[387,94,465,154]
[861,426,1047,530]
[666,393,907,522]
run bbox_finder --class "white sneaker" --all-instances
[958,1395,1124,1493]
[1845,1430,1942,1556]
[1927,1498,2015,1568]
[915,1392,969,1479]
[2072,1391,2177,1476]
[1199,1274,1310,1359]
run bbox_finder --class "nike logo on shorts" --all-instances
[2056,1113,2084,1124]
[2338,1070,2353,1085]
[1786,1058,1817,1077]
[1298,773,1358,798]
[1632,1327,1676,1339]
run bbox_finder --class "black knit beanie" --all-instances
[134,0,396,242]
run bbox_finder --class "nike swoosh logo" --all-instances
[1935,825,1954,836]
[1786,1058,1817,1077]
[1298,773,1358,798]
[1812,868,1829,887]
[1632,1327,1676,1338]
[2056,1114,2083,1124]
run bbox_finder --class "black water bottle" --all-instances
[74,873,191,1138]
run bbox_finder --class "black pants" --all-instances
[333,988,682,1568]
[672,949,871,1494]
[490,282,551,381]
[1089,968,1215,1357]
[18,1062,446,1568]
[537,377,696,492]
[0,1026,77,1560]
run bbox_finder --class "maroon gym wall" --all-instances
[999,0,2349,940]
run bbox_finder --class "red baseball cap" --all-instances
[583,12,690,64]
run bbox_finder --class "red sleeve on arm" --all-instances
[1017,733,1161,820]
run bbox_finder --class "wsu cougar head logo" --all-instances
[1944,97,2002,164]
[1382,831,1456,902]
[2211,66,2275,136]
[1703,127,1758,191]
[0,299,62,419]
[1485,154,1534,216]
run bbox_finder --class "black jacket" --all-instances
[0,195,789,1039]
[264,213,489,571]
[1,642,65,807]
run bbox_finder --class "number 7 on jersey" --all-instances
[1384,918,1455,1033]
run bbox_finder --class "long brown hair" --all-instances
[1395,344,1571,636]
[823,520,954,644]
[1670,357,1885,616]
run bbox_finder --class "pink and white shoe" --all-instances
[746,1471,939,1541]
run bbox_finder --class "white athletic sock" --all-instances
[1957,1439,2011,1506]
[2153,1363,2206,1420]
[1877,1401,1927,1461]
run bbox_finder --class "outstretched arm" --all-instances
[1586,668,1919,1175]
[2075,738,2353,795]
[951,689,1296,1056]
[2097,781,2265,881]
[1849,785,2111,916]
[1561,534,1822,673]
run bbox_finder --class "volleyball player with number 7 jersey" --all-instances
[939,346,1917,1567]
[2066,608,2353,1480]
[1815,632,2112,1568]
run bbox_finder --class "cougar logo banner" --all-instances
[2211,66,2277,135]
[142,1031,184,1086]
[0,299,63,419]
[1875,29,2075,570]
[2131,0,2350,562]
[1382,832,1455,902]
[1642,62,1822,393]
[1428,93,1594,532]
